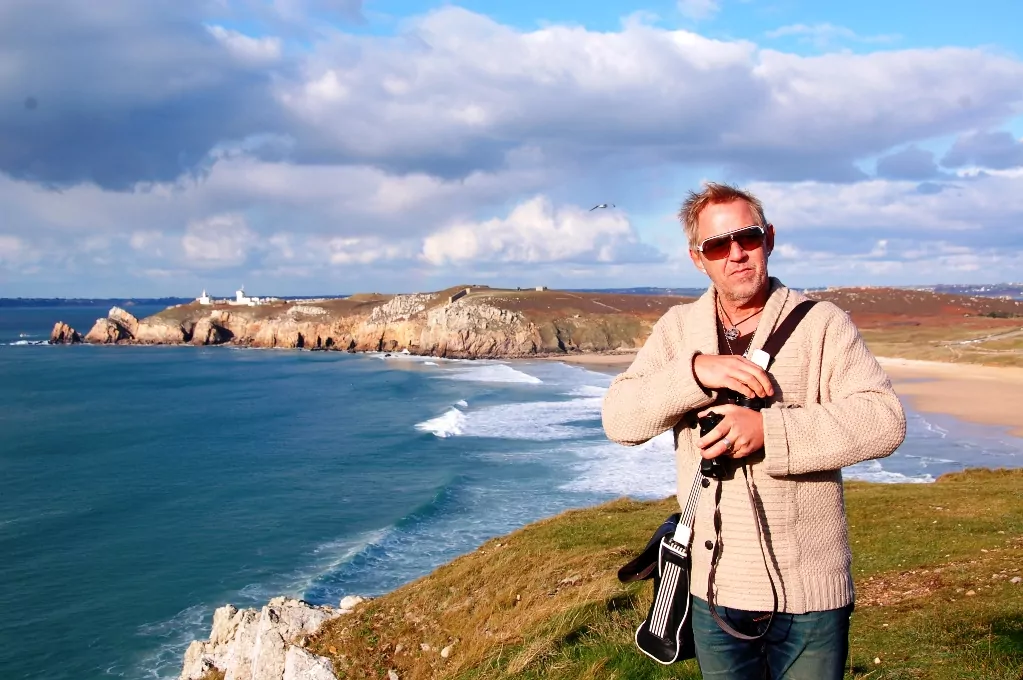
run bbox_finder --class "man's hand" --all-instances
[697,404,765,460]
[693,354,774,400]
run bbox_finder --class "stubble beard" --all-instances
[717,265,768,307]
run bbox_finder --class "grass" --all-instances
[295,469,1023,680]
[861,325,1023,368]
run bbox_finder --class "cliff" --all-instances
[49,287,679,359]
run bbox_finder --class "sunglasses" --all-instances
[694,225,766,260]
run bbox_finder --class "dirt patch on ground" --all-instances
[858,536,1023,608]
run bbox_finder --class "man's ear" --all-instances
[688,247,706,273]
[765,223,775,257]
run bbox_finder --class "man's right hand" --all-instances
[693,354,774,399]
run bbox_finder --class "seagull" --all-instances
[589,203,615,211]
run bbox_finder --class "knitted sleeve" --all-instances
[761,310,907,476]
[601,307,718,446]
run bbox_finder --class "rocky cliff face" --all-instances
[49,322,81,344]
[180,596,367,680]
[60,288,671,358]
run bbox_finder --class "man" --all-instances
[601,182,906,679]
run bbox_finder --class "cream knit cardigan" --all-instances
[602,278,907,614]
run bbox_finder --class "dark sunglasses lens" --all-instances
[701,238,731,258]
[736,228,765,250]
[701,228,763,258]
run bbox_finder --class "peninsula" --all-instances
[47,284,1023,365]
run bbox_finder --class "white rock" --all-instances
[180,605,254,680]
[420,643,431,652]
[223,609,261,680]
[339,595,366,611]
[441,645,453,659]
[180,640,216,680]
[248,598,343,680]
[388,671,399,680]
[282,645,336,680]
[1011,577,1022,584]
[210,605,241,645]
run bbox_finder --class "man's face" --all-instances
[687,200,774,304]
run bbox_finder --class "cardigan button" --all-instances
[705,540,714,550]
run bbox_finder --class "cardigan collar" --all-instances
[692,276,792,357]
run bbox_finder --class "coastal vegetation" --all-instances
[285,468,1023,680]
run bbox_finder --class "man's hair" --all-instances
[678,182,767,249]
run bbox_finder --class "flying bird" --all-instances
[589,203,615,211]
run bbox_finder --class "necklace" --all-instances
[717,299,762,342]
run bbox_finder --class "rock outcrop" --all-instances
[49,322,81,344]
[108,307,140,336]
[84,317,132,344]
[191,317,232,346]
[64,287,668,358]
[180,596,368,680]
[135,317,191,344]
[84,307,141,344]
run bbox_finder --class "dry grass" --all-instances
[303,469,1023,680]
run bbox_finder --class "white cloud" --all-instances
[420,196,665,266]
[271,8,1023,180]
[765,23,900,49]
[677,0,721,21]
[323,236,416,265]
[750,177,1023,232]
[181,213,257,266]
[3,5,1023,294]
[205,25,283,64]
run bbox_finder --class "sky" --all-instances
[2,0,1023,297]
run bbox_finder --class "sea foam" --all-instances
[415,407,468,438]
[442,363,543,384]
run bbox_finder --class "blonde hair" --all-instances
[678,182,767,249]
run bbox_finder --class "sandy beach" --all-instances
[878,358,1023,439]
[546,352,1023,439]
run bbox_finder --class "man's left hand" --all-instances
[697,404,765,460]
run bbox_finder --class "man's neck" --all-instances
[717,281,771,320]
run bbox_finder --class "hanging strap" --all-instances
[706,466,777,640]
[759,300,817,367]
[705,298,817,639]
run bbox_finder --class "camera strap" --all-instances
[706,299,817,640]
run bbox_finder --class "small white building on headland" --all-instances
[196,287,275,306]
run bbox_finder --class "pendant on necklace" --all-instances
[724,327,740,341]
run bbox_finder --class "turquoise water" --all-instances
[1,306,1021,680]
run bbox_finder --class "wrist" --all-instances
[692,352,706,388]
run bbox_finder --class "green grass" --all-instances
[294,469,1023,680]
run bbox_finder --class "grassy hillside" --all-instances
[299,469,1023,680]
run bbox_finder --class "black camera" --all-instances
[697,389,769,480]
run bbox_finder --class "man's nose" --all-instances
[727,239,747,260]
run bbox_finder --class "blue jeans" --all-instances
[691,596,852,679]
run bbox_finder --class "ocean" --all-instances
[1,306,1021,680]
